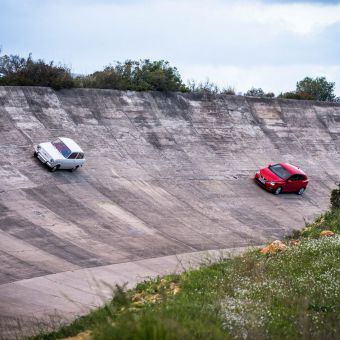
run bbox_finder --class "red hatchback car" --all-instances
[255,163,308,195]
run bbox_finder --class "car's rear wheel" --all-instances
[71,165,79,172]
[297,187,305,195]
[274,187,282,195]
[50,165,59,172]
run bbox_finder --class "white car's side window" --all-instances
[68,153,78,159]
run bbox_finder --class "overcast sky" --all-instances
[1,0,339,95]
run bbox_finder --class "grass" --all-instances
[33,209,340,340]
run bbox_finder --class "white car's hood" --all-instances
[39,142,64,160]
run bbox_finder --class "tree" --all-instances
[75,59,188,92]
[0,54,27,78]
[134,60,187,92]
[0,53,74,89]
[296,76,336,102]
[245,87,264,97]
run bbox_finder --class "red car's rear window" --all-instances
[269,164,291,180]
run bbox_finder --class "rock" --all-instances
[170,282,181,295]
[260,240,287,255]
[145,293,161,303]
[132,291,162,305]
[173,286,181,295]
[290,239,300,247]
[320,230,335,237]
[157,278,168,290]
[131,292,145,302]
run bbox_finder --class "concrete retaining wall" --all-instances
[1,86,340,336]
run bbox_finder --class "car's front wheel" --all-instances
[33,151,38,158]
[297,187,305,195]
[50,165,59,172]
[274,187,282,195]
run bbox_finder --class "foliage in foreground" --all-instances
[34,210,340,340]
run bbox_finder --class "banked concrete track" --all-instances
[1,86,340,336]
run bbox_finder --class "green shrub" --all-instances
[244,88,275,98]
[187,79,219,96]
[221,86,235,95]
[265,92,275,98]
[278,91,314,100]
[187,80,236,97]
[296,76,337,102]
[75,59,188,92]
[0,53,74,90]
[279,76,339,102]
[245,87,265,97]
[330,184,340,210]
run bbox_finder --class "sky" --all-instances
[1,0,340,95]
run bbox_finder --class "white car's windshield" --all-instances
[52,139,72,158]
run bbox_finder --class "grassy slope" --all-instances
[35,210,340,340]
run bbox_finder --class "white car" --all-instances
[34,137,85,172]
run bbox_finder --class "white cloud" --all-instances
[1,0,340,94]
[234,1,340,34]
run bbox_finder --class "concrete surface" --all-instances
[0,246,249,338]
[1,86,340,337]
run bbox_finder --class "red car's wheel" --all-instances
[297,187,305,195]
[274,187,282,195]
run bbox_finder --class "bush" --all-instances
[278,91,315,100]
[279,76,338,102]
[187,79,219,96]
[187,80,236,96]
[75,59,188,92]
[244,88,275,98]
[0,53,74,90]
[296,76,337,102]
[264,92,275,98]
[245,87,265,97]
[221,86,235,95]
[330,184,340,210]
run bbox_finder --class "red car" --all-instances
[255,163,308,195]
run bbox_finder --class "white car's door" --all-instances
[76,152,85,167]
[65,152,78,169]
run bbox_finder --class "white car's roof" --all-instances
[59,137,84,153]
